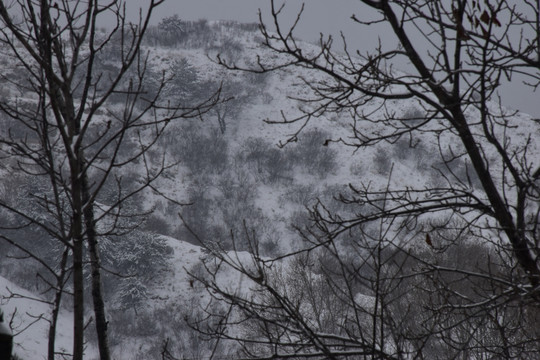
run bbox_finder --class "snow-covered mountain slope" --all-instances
[0,275,86,359]
[1,235,256,359]
[1,19,539,359]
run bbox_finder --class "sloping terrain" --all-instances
[1,20,538,359]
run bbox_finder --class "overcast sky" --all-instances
[127,0,538,117]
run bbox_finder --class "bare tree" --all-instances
[0,1,218,359]
[189,195,540,358]
[189,0,540,358]
[253,0,540,284]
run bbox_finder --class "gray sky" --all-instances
[127,0,539,117]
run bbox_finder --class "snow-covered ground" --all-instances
[1,20,539,359]
[0,275,87,359]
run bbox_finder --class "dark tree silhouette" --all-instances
[0,1,218,359]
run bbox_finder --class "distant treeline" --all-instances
[144,16,260,48]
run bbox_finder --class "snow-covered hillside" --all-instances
[1,18,539,359]
[0,20,379,358]
[1,234,255,359]
[1,275,81,359]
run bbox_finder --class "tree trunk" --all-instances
[72,237,84,360]
[83,174,111,360]
[48,248,69,360]
[71,152,85,360]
